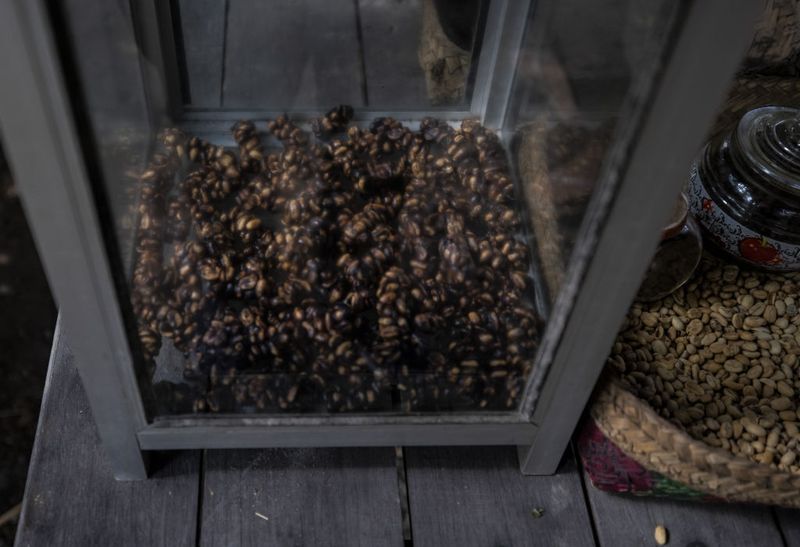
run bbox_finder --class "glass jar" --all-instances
[688,106,800,271]
[637,193,703,301]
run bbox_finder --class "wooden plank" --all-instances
[200,448,404,546]
[14,323,201,547]
[358,0,429,108]
[222,0,364,110]
[177,0,226,108]
[776,507,800,546]
[583,472,785,547]
[404,446,596,547]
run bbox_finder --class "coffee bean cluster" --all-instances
[131,106,539,414]
[611,256,800,471]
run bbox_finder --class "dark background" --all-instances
[0,147,56,546]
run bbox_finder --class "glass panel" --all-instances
[51,0,152,274]
[508,0,679,300]
[51,0,679,418]
[176,0,486,111]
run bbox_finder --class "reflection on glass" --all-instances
[178,0,483,111]
[510,0,677,299]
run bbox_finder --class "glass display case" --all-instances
[0,0,757,479]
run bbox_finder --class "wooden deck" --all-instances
[12,328,800,546]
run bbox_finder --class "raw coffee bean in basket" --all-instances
[609,256,800,471]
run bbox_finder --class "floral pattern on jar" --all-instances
[688,163,800,271]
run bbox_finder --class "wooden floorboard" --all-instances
[16,321,800,547]
[222,0,364,109]
[13,326,201,547]
[775,507,800,546]
[404,446,596,547]
[200,447,404,547]
[583,471,785,547]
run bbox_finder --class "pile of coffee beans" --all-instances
[611,256,800,471]
[130,107,540,414]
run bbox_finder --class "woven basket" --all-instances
[417,0,471,105]
[742,0,800,78]
[517,120,611,295]
[708,75,800,140]
[587,379,800,507]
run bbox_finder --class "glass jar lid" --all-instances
[732,106,800,197]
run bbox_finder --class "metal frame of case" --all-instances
[0,0,757,479]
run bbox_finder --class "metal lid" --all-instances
[732,106,800,196]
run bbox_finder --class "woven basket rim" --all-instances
[591,377,800,507]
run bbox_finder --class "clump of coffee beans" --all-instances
[610,256,800,471]
[131,107,540,414]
